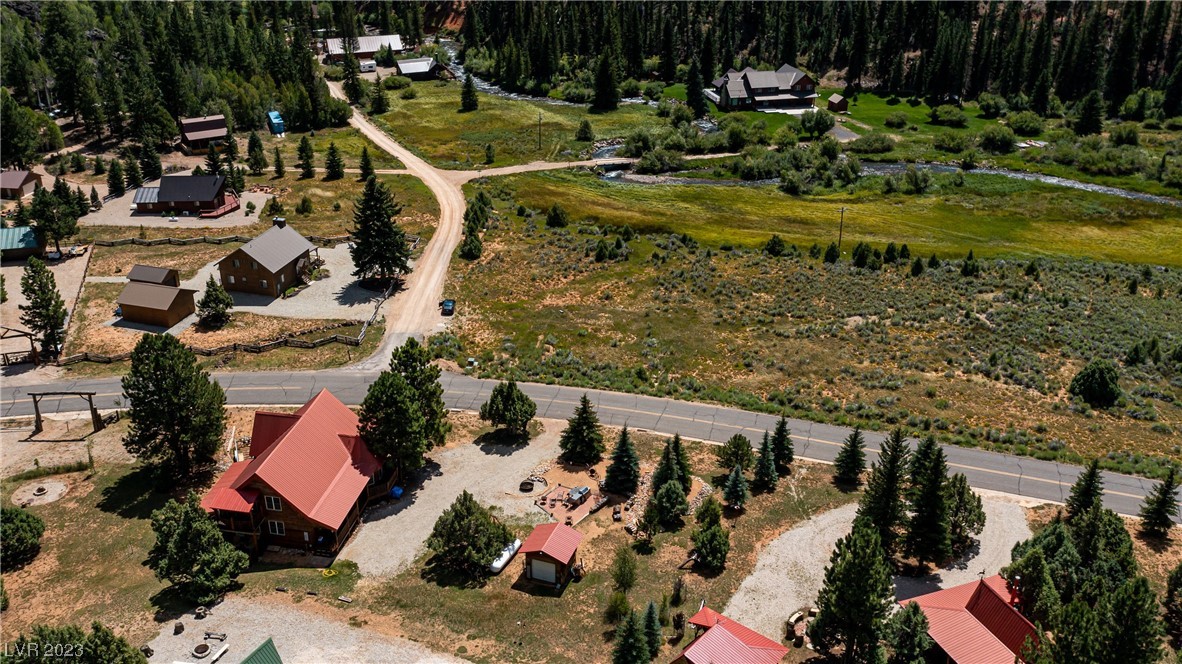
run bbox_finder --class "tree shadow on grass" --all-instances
[148,585,196,626]
[830,478,862,494]
[96,466,174,520]
[419,553,490,589]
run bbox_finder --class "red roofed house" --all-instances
[675,606,789,664]
[201,389,397,555]
[904,574,1038,664]
[519,522,582,586]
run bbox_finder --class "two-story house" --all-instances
[217,220,314,298]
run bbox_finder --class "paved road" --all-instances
[3,370,1175,523]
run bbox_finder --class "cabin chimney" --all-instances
[272,216,287,229]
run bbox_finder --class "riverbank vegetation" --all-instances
[437,175,1182,475]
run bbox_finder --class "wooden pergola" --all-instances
[0,326,39,367]
[28,391,105,436]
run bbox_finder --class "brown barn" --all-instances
[827,93,849,113]
[179,114,228,152]
[217,222,314,298]
[116,282,196,328]
[127,264,180,287]
[201,389,398,554]
[520,523,582,586]
[134,175,232,216]
[0,170,42,199]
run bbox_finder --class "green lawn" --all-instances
[260,126,403,172]
[488,170,1182,266]
[372,80,666,168]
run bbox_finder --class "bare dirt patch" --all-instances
[10,479,69,506]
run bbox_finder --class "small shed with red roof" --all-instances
[201,389,397,555]
[519,522,582,586]
[903,574,1038,664]
[674,606,788,664]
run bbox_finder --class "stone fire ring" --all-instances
[192,643,212,659]
[11,480,68,507]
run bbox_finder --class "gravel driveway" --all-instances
[144,597,464,664]
[183,244,384,321]
[340,419,561,577]
[723,493,1034,640]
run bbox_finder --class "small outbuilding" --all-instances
[127,264,180,287]
[395,57,441,80]
[675,607,789,664]
[0,170,42,200]
[520,522,582,586]
[827,93,848,113]
[0,226,44,261]
[116,281,197,328]
[267,110,285,135]
[179,114,228,153]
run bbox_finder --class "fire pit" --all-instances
[519,479,535,493]
[192,643,211,659]
[32,486,47,497]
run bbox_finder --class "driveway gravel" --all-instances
[340,419,562,577]
[145,597,464,664]
[723,493,1034,640]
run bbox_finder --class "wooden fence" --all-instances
[89,233,416,248]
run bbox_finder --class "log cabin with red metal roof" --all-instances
[902,574,1038,664]
[201,389,397,555]
[674,606,789,664]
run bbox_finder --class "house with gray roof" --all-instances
[395,57,441,80]
[711,65,818,110]
[217,220,314,298]
[324,34,404,61]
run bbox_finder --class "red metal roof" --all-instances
[249,411,300,457]
[202,389,381,531]
[681,607,788,664]
[905,575,1037,664]
[519,522,582,564]
[201,461,259,513]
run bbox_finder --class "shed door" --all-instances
[531,559,556,583]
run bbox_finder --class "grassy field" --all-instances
[476,170,1182,266]
[257,126,404,172]
[373,80,667,168]
[437,176,1182,474]
[367,434,853,664]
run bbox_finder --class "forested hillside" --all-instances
[460,1,1181,116]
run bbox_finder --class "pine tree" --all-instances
[723,465,748,511]
[946,472,986,551]
[247,131,268,175]
[612,612,649,664]
[810,521,893,661]
[1165,562,1182,645]
[349,176,411,280]
[1067,459,1105,521]
[652,435,689,496]
[297,135,315,178]
[833,426,866,486]
[139,142,162,181]
[196,275,233,328]
[753,432,778,492]
[555,394,603,464]
[856,428,909,557]
[593,51,619,112]
[716,433,755,470]
[692,496,730,570]
[89,186,100,209]
[107,158,126,197]
[272,146,285,177]
[604,427,641,496]
[479,381,537,436]
[461,73,479,112]
[686,59,706,119]
[426,490,511,580]
[1074,89,1105,136]
[370,76,389,114]
[885,601,934,664]
[643,601,662,660]
[1106,576,1166,662]
[1138,465,1179,540]
[203,147,222,177]
[1003,547,1062,627]
[576,118,595,142]
[768,417,793,470]
[905,436,952,566]
[671,433,692,491]
[148,492,248,604]
[18,257,67,355]
[389,336,449,452]
[324,141,345,180]
[651,480,688,531]
[359,146,374,180]
[121,334,226,479]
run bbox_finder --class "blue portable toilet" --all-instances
[267,110,285,135]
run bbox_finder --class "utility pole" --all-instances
[537,112,542,150]
[837,207,847,251]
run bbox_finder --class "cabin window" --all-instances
[233,259,240,268]
[261,279,269,289]
[265,495,282,511]
[267,520,285,536]
[279,274,285,284]
[228,275,235,285]
[251,261,258,270]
